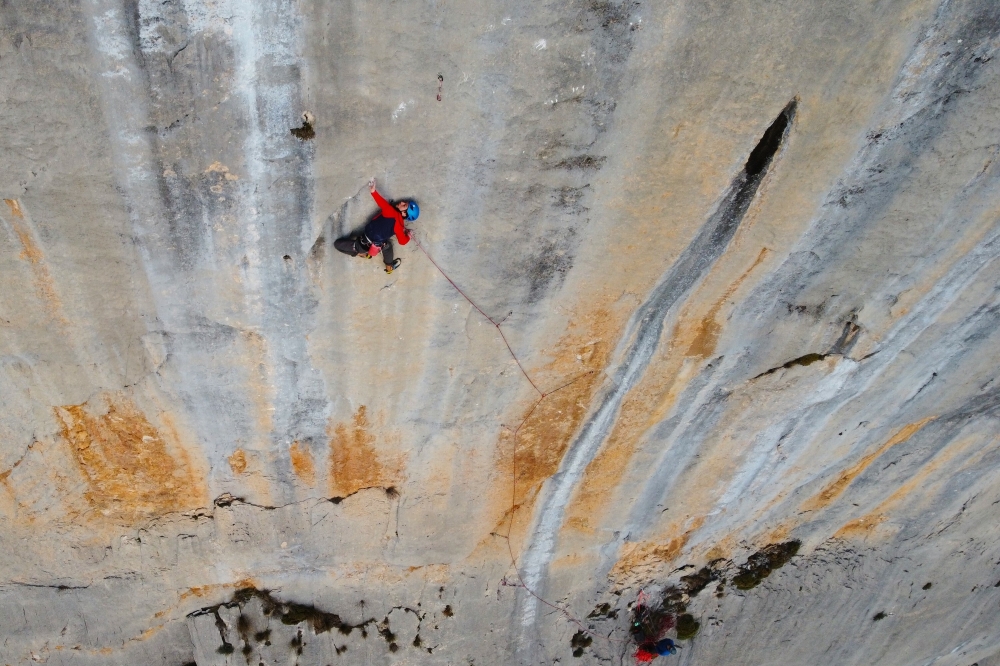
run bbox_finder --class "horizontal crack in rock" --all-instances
[753,353,832,379]
[212,485,399,510]
[4,581,90,590]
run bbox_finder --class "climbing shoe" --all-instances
[385,258,401,274]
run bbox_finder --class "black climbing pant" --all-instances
[334,237,394,266]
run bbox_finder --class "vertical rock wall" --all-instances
[1,0,999,664]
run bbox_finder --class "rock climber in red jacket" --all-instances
[334,178,420,274]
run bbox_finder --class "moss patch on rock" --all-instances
[732,541,801,590]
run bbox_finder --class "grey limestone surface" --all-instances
[2,0,1000,664]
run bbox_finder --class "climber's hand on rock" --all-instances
[368,177,376,193]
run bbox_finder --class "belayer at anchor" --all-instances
[334,178,419,274]
[635,638,678,662]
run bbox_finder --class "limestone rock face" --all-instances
[2,0,1000,664]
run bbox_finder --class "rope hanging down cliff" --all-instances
[411,236,629,647]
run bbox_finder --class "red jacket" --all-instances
[366,190,410,256]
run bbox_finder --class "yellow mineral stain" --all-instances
[328,406,402,496]
[4,198,23,218]
[205,161,239,180]
[833,433,979,541]
[562,363,691,534]
[564,249,769,535]
[686,248,769,359]
[178,577,257,602]
[881,435,978,513]
[55,394,206,523]
[158,412,204,495]
[487,308,616,546]
[506,366,602,503]
[704,537,736,563]
[228,449,248,475]
[178,585,209,601]
[0,439,36,515]
[762,522,792,545]
[612,538,687,577]
[833,513,887,538]
[289,441,316,486]
[135,625,162,642]
[609,517,705,581]
[563,515,594,534]
[802,416,935,512]
[474,492,537,562]
[3,198,69,326]
[223,447,273,504]
[0,471,13,519]
[0,441,30,488]
[149,578,258,624]
[685,316,722,361]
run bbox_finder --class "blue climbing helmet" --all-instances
[406,201,420,221]
[655,639,677,656]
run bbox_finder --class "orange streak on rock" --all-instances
[686,248,769,359]
[613,537,688,575]
[802,416,935,512]
[3,198,69,326]
[564,249,769,534]
[223,447,273,504]
[328,406,402,496]
[761,521,793,545]
[833,433,980,541]
[704,536,737,563]
[508,365,603,502]
[3,198,23,218]
[486,308,616,548]
[609,517,705,582]
[54,393,207,523]
[178,577,257,602]
[179,585,209,601]
[833,513,887,538]
[290,441,316,486]
[560,365,687,535]
[151,578,258,624]
[228,449,248,475]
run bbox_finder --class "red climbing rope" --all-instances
[412,237,623,648]
[413,239,542,396]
